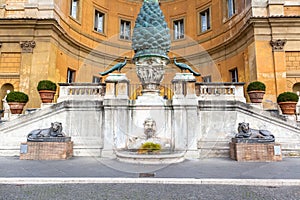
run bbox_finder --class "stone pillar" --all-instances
[103,73,129,157]
[172,73,198,158]
[270,39,287,96]
[172,73,197,99]
[19,41,36,108]
[104,73,129,99]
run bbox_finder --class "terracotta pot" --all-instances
[278,101,297,115]
[247,90,265,103]
[38,90,56,103]
[8,102,26,114]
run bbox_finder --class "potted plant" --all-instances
[6,91,29,114]
[247,81,266,103]
[277,92,299,115]
[37,80,57,103]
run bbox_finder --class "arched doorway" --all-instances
[292,83,300,95]
[0,83,14,110]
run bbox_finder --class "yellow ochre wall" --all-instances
[0,0,299,109]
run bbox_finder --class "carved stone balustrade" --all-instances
[57,83,106,103]
[196,82,246,103]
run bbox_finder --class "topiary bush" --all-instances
[6,91,29,103]
[247,81,266,92]
[277,92,299,103]
[37,80,57,91]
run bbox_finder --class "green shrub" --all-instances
[247,81,266,92]
[277,92,299,103]
[138,142,161,154]
[37,80,57,91]
[6,91,29,103]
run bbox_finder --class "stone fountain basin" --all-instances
[115,150,185,164]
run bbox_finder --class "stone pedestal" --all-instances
[230,140,282,162]
[104,73,129,99]
[20,141,73,160]
[172,73,196,98]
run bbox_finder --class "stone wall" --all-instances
[0,95,299,158]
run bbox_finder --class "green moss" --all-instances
[247,81,266,92]
[37,80,57,91]
[6,91,29,103]
[277,92,299,103]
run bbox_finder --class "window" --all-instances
[120,20,131,40]
[173,19,184,40]
[230,68,238,82]
[67,68,76,83]
[94,10,105,33]
[203,76,212,83]
[92,76,101,83]
[70,0,80,20]
[227,0,236,18]
[200,8,211,32]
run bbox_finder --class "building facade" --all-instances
[0,0,300,109]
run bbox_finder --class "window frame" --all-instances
[92,76,101,83]
[203,75,212,83]
[93,8,106,35]
[199,7,211,34]
[229,68,238,83]
[173,18,185,40]
[67,68,76,83]
[70,0,81,21]
[119,19,131,40]
[227,0,236,19]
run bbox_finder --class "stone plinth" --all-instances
[104,73,129,99]
[172,73,196,98]
[230,140,282,162]
[20,141,73,160]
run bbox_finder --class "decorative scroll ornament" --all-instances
[20,41,36,53]
[270,39,287,51]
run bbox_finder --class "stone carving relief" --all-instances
[20,41,36,53]
[270,39,287,51]
[135,57,167,92]
[127,118,171,149]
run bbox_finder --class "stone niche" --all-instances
[230,139,282,162]
[20,140,73,160]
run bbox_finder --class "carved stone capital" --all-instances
[20,41,36,53]
[270,39,287,51]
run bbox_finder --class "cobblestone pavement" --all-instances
[0,183,299,200]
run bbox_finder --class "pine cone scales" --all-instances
[132,1,170,60]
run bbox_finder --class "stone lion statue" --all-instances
[27,122,65,141]
[235,122,275,142]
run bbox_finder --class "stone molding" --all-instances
[20,41,36,53]
[270,39,287,51]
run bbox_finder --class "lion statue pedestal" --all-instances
[20,122,73,160]
[230,122,282,162]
